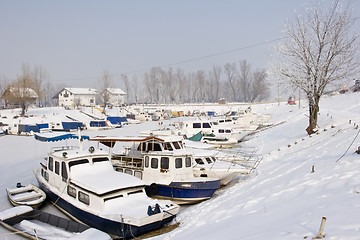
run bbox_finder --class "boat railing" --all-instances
[112,156,144,171]
[215,147,263,174]
[51,145,78,152]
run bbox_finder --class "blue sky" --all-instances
[1,1,359,88]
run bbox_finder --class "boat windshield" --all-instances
[93,157,109,163]
[68,159,89,169]
[195,158,204,165]
[172,141,182,149]
[205,157,213,164]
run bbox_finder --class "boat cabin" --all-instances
[38,146,149,214]
[110,136,194,184]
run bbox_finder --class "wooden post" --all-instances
[312,217,326,239]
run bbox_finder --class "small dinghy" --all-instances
[6,183,46,209]
[0,206,111,240]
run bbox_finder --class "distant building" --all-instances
[1,87,38,107]
[54,88,98,108]
[105,88,127,106]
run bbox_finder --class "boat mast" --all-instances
[77,128,83,152]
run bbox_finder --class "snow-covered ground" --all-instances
[1,93,360,239]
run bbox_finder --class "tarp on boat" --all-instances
[36,123,49,129]
[188,131,203,141]
[62,121,83,131]
[34,132,89,142]
[106,116,127,125]
[90,121,106,127]
[19,124,40,133]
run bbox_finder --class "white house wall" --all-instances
[108,94,125,106]
[58,89,96,107]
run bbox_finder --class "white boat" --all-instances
[91,135,221,204]
[175,119,249,142]
[188,131,238,148]
[192,155,251,186]
[6,183,46,209]
[0,206,111,240]
[34,132,180,239]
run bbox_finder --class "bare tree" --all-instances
[208,65,222,102]
[131,75,138,104]
[121,74,131,104]
[3,64,37,115]
[32,65,48,107]
[238,60,252,102]
[175,68,187,103]
[0,75,8,108]
[97,69,114,114]
[224,63,238,102]
[251,69,269,102]
[273,1,360,134]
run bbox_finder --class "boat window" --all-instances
[195,158,204,165]
[48,157,53,171]
[61,162,68,181]
[145,156,149,168]
[41,169,49,181]
[151,158,158,169]
[203,122,211,128]
[173,142,181,149]
[185,157,191,167]
[134,171,142,179]
[128,190,143,196]
[164,142,173,151]
[125,169,133,175]
[219,120,225,123]
[69,159,89,169]
[67,186,76,198]
[104,194,123,202]
[205,158,213,164]
[147,142,153,151]
[138,142,146,151]
[153,143,162,151]
[225,129,231,133]
[55,161,60,175]
[225,119,232,123]
[161,157,169,169]
[78,191,90,205]
[175,158,182,168]
[219,129,225,133]
[193,123,201,128]
[93,157,109,163]
[211,156,217,162]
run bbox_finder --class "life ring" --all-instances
[146,183,158,197]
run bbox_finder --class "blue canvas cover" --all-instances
[90,121,106,127]
[34,132,89,142]
[106,116,127,125]
[62,122,83,130]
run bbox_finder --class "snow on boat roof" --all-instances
[70,161,145,195]
[91,135,183,143]
[90,135,165,142]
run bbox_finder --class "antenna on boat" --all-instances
[78,128,83,152]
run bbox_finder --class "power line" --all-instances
[53,36,287,83]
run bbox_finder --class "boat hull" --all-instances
[146,180,221,204]
[35,175,176,238]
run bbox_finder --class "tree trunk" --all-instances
[307,97,319,135]
[20,102,26,116]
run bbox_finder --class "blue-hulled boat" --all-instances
[33,133,179,238]
[91,135,221,204]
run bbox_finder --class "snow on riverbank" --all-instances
[1,93,360,239]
